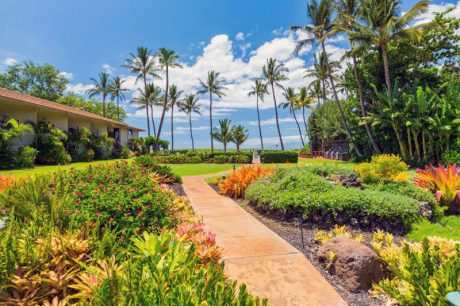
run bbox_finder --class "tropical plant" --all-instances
[131,83,160,138]
[219,165,275,198]
[86,72,112,118]
[0,175,14,192]
[230,125,249,152]
[110,76,127,122]
[0,119,33,169]
[262,58,288,150]
[372,234,460,305]
[178,94,202,151]
[292,0,363,157]
[281,87,305,146]
[414,164,460,208]
[155,48,182,142]
[349,0,430,91]
[30,121,71,165]
[304,52,339,103]
[66,127,93,162]
[211,119,233,153]
[167,84,183,151]
[355,154,409,184]
[198,71,227,152]
[248,79,269,149]
[297,86,314,136]
[124,46,161,137]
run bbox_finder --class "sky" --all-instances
[1,0,459,150]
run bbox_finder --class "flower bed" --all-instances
[0,162,265,305]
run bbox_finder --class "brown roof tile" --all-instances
[0,87,144,131]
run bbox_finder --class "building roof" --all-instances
[0,87,144,131]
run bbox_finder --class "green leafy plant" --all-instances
[17,146,38,168]
[260,150,298,163]
[355,154,409,183]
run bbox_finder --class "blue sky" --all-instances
[1,0,458,149]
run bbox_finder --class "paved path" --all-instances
[182,175,347,306]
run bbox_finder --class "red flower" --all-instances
[96,211,101,217]
[75,209,81,215]
[65,209,70,216]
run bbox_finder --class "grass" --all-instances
[407,215,460,242]
[0,160,239,179]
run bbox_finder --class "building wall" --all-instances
[90,121,108,136]
[37,110,68,131]
[119,127,128,146]
[0,102,37,146]
[68,117,91,130]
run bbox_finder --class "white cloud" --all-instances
[59,71,73,80]
[413,1,460,25]
[102,64,116,74]
[235,32,245,41]
[66,83,94,95]
[246,117,296,126]
[244,135,303,147]
[3,57,18,66]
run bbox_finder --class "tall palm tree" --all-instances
[124,47,161,137]
[110,76,127,122]
[248,79,269,149]
[292,0,363,157]
[231,125,249,152]
[297,86,314,134]
[281,87,305,147]
[308,81,323,104]
[350,0,429,91]
[155,48,182,142]
[212,119,233,152]
[167,84,184,151]
[149,87,162,137]
[198,71,227,152]
[131,83,158,135]
[178,94,202,151]
[87,72,111,118]
[304,52,337,103]
[262,58,288,151]
[337,0,382,154]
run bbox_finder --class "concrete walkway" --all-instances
[182,175,347,306]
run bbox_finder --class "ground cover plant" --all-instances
[0,162,266,305]
[245,167,423,231]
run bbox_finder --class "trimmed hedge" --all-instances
[151,151,252,164]
[245,167,421,228]
[259,150,298,163]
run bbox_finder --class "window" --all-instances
[129,129,133,136]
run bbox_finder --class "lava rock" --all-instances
[317,237,384,292]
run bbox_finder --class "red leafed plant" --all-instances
[414,164,460,206]
[218,165,275,198]
[177,222,222,263]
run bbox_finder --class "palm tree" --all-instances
[350,0,429,91]
[110,76,127,122]
[178,94,202,151]
[124,47,161,137]
[304,52,337,103]
[281,87,305,147]
[212,119,233,152]
[337,0,382,154]
[262,58,288,151]
[131,83,158,135]
[167,84,184,151]
[297,86,314,134]
[149,87,162,137]
[231,125,249,152]
[87,72,111,118]
[292,0,363,157]
[155,48,182,142]
[198,71,227,152]
[308,81,323,104]
[248,79,269,150]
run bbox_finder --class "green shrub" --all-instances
[442,139,460,165]
[150,151,252,164]
[260,150,298,163]
[17,146,38,168]
[245,167,420,225]
[121,145,130,158]
[305,165,354,177]
[134,155,181,183]
[355,154,409,183]
[90,132,114,160]
[34,121,71,165]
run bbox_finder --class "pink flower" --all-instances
[65,209,69,216]
[88,175,93,180]
[75,209,81,215]
[206,232,216,243]
[96,211,101,217]
[193,223,203,232]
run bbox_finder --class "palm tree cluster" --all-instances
[211,119,249,152]
[291,0,431,158]
[86,72,127,122]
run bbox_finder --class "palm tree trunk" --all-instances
[413,130,421,162]
[270,83,284,150]
[223,142,226,153]
[321,79,327,103]
[209,92,214,152]
[422,130,427,160]
[256,95,264,150]
[116,96,120,122]
[189,114,194,151]
[292,108,305,146]
[170,102,174,151]
[102,95,107,118]
[143,77,151,138]
[237,144,240,152]
[391,121,408,161]
[381,44,392,91]
[302,106,308,133]
[156,65,169,142]
[407,127,413,159]
[351,54,381,154]
[321,41,362,157]
[150,104,156,137]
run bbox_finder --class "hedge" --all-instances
[150,151,252,164]
[259,150,298,163]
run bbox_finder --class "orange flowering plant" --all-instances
[218,164,275,198]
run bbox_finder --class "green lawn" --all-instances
[0,160,239,179]
[408,216,460,242]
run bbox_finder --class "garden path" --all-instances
[182,175,347,306]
